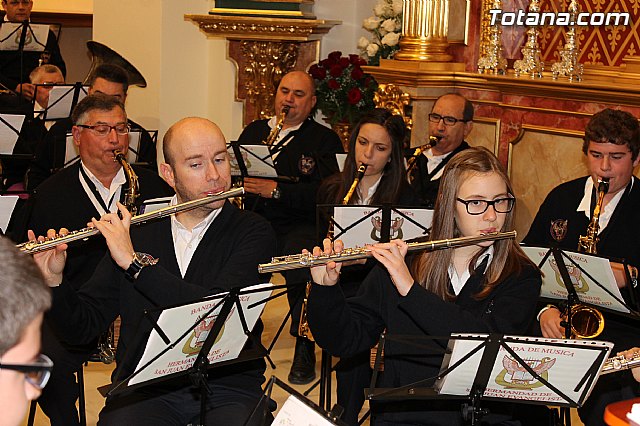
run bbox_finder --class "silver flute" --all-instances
[18,187,244,254]
[601,351,640,375]
[258,231,517,273]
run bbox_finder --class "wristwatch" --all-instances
[271,186,281,200]
[125,252,159,281]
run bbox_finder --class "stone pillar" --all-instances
[394,0,452,62]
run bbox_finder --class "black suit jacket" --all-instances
[237,117,343,235]
[48,202,276,390]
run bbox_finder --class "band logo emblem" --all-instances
[550,219,568,242]
[495,355,556,389]
[298,155,316,175]
[549,258,589,292]
[370,216,404,241]
[182,314,225,356]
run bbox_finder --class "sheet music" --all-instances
[0,114,24,154]
[127,131,142,163]
[521,246,629,313]
[0,195,18,233]
[37,85,88,120]
[130,283,273,386]
[228,144,277,178]
[333,206,433,247]
[273,394,337,426]
[436,334,613,405]
[336,153,347,172]
[0,22,48,52]
[63,133,80,167]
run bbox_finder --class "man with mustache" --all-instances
[407,93,474,208]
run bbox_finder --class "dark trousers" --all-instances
[578,372,640,426]
[37,320,88,426]
[277,224,316,336]
[336,352,371,426]
[99,381,265,426]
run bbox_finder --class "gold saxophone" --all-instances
[566,177,610,339]
[298,164,369,341]
[114,149,139,215]
[407,135,440,183]
[264,106,290,146]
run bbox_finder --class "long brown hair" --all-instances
[320,108,409,205]
[410,147,534,300]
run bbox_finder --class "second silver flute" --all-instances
[258,231,517,273]
[18,187,244,254]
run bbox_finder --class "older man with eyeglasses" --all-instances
[0,235,51,426]
[0,0,66,101]
[10,93,173,426]
[406,93,474,208]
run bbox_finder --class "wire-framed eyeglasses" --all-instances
[0,353,53,389]
[428,113,469,126]
[77,123,131,136]
[456,197,515,215]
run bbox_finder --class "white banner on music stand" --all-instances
[228,144,277,178]
[129,283,273,386]
[436,334,613,405]
[0,113,24,154]
[273,395,338,425]
[0,23,48,52]
[522,246,629,313]
[333,206,433,248]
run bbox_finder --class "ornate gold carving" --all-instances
[241,41,298,119]
[374,83,413,131]
[185,14,339,41]
[395,0,453,62]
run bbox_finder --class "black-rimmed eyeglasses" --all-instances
[456,197,515,215]
[0,353,53,389]
[77,123,131,136]
[428,113,469,126]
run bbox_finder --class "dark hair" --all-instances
[0,236,50,355]
[88,64,129,93]
[433,93,474,121]
[582,108,640,160]
[320,108,408,206]
[410,147,534,300]
[71,93,126,125]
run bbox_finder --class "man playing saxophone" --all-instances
[524,108,640,426]
[10,94,173,426]
[237,70,343,385]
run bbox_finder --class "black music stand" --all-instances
[104,284,279,426]
[367,333,611,425]
[246,376,348,426]
[33,83,87,121]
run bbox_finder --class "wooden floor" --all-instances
[24,274,584,425]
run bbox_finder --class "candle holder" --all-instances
[551,0,583,82]
[513,0,543,79]
[477,0,507,75]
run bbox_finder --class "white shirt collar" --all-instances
[447,245,494,296]
[170,195,222,277]
[78,162,126,216]
[357,174,383,205]
[576,177,632,232]
[424,148,451,180]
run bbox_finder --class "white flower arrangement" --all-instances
[358,0,403,65]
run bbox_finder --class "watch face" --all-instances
[136,252,158,266]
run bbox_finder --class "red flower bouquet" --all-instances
[309,51,378,126]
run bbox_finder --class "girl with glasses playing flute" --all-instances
[307,147,541,425]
